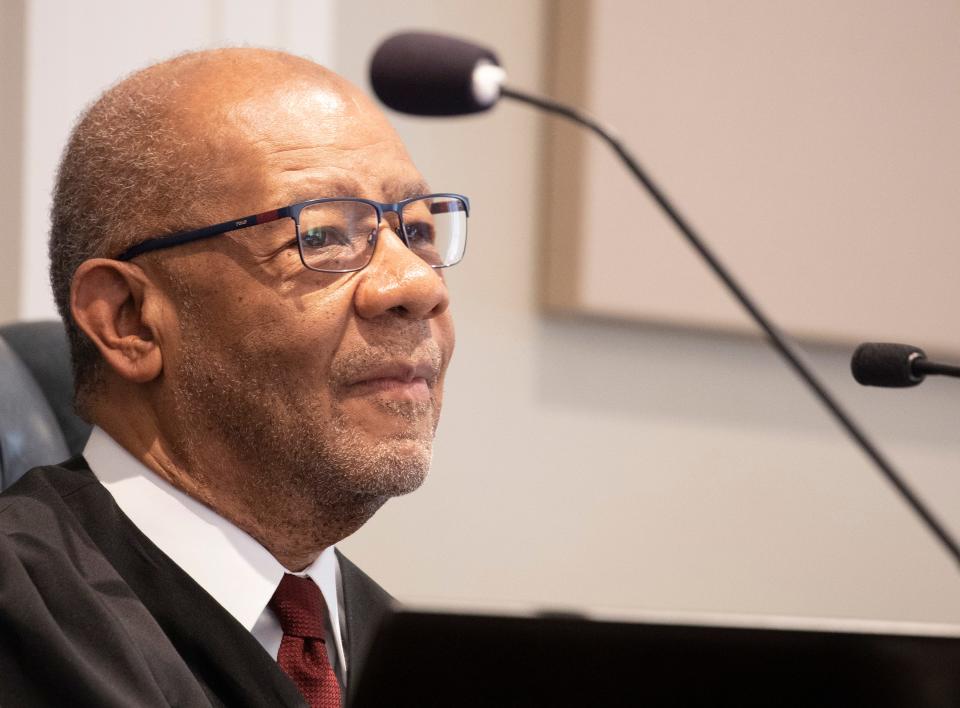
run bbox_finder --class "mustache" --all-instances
[329,340,445,388]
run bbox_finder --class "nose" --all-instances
[353,227,450,320]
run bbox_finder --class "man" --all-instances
[0,47,463,706]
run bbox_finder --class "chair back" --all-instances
[0,321,91,490]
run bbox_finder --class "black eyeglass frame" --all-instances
[115,192,470,273]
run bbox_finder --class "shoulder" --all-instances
[0,458,98,537]
[0,457,97,510]
[0,458,133,638]
[0,459,119,609]
[0,461,190,706]
[0,459,104,568]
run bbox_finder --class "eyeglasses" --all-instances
[115,193,470,273]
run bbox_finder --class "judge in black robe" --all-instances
[5,43,458,708]
[0,459,393,707]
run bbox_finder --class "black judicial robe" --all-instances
[0,458,393,707]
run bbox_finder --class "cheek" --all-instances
[219,269,355,354]
[235,304,346,375]
[174,285,353,391]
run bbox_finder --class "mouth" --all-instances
[344,361,437,402]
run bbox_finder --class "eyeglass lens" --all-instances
[297,196,467,272]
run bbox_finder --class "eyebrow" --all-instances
[382,178,433,202]
[287,178,433,205]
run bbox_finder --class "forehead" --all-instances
[214,79,427,206]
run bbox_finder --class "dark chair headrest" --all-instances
[0,335,70,489]
[0,321,91,490]
[0,321,91,456]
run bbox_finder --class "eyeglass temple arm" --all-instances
[116,207,292,261]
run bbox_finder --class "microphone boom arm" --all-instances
[916,359,960,380]
[500,85,960,570]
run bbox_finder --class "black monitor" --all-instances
[350,608,960,707]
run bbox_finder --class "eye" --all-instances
[301,226,350,250]
[402,221,435,246]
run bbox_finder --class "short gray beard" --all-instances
[165,314,439,546]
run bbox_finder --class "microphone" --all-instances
[852,342,960,387]
[368,31,960,571]
[370,32,505,116]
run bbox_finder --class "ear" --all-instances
[71,258,164,384]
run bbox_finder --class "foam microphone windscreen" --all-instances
[851,342,927,387]
[370,32,501,116]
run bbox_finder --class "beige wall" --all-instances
[543,0,960,355]
[0,0,24,322]
[5,0,960,625]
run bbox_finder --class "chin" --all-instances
[335,437,433,498]
[347,397,439,435]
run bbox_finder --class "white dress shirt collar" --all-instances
[82,426,347,674]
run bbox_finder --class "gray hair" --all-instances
[48,54,223,419]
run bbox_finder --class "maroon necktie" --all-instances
[269,573,342,708]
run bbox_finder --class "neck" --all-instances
[95,405,385,571]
